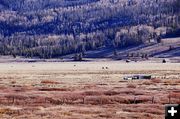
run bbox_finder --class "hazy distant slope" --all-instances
[0,0,179,59]
[0,0,99,11]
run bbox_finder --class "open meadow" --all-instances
[0,62,180,119]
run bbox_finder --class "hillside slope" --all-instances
[0,0,99,11]
[62,37,180,61]
[0,0,179,59]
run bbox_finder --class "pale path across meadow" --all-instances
[0,62,180,72]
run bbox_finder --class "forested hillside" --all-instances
[0,0,179,58]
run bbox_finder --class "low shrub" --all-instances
[127,84,136,88]
[39,88,70,91]
[41,80,60,84]
[151,78,161,83]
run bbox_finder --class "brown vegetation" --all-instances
[0,62,179,119]
[41,80,60,84]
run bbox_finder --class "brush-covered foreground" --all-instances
[0,62,179,119]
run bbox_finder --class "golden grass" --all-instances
[41,80,60,84]
[127,83,137,88]
[0,108,10,115]
[60,112,72,116]
[11,81,16,84]
[151,78,162,83]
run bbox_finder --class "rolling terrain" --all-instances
[0,0,179,59]
[0,1,179,119]
[0,37,179,63]
[61,37,180,63]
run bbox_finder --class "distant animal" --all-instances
[126,60,130,63]
[162,59,166,63]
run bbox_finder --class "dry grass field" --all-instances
[0,62,179,119]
